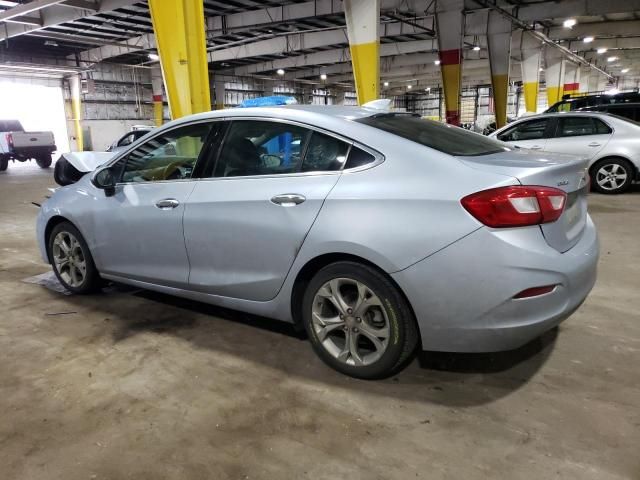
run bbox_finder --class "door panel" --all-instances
[184,174,340,301]
[544,116,612,159]
[93,182,196,287]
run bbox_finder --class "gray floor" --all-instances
[1,162,639,480]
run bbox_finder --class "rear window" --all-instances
[0,120,23,131]
[356,114,509,156]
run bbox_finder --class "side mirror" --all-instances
[92,167,117,197]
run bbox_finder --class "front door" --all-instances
[184,120,351,301]
[92,121,215,288]
[496,117,552,151]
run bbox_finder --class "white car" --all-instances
[490,112,640,194]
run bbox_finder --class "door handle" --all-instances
[155,198,180,210]
[271,194,306,207]
[588,142,602,147]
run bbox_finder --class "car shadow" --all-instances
[46,282,556,408]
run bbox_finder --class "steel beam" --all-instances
[0,0,64,22]
[148,0,211,119]
[151,66,164,126]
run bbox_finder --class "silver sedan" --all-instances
[36,106,599,379]
[490,111,640,194]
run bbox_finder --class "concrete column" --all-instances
[263,79,274,97]
[545,48,566,107]
[344,0,380,105]
[69,74,83,152]
[435,0,464,125]
[563,61,580,96]
[487,10,512,129]
[517,30,542,113]
[148,0,211,119]
[214,78,225,110]
[151,66,164,126]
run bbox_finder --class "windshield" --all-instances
[356,114,510,156]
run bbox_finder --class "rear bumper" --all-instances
[392,216,599,352]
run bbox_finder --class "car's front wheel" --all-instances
[302,261,418,379]
[48,222,101,294]
[591,158,634,194]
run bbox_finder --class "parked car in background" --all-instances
[545,91,640,113]
[491,112,640,194]
[37,105,598,379]
[577,103,640,122]
[0,119,56,171]
[106,127,153,154]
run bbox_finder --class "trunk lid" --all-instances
[458,148,590,253]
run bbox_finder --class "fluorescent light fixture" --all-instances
[407,84,412,89]
[621,68,630,73]
[383,81,389,87]
[583,36,594,43]
[597,48,607,54]
[434,60,441,65]
[539,67,544,72]
[425,87,431,92]
[607,56,618,62]
[148,53,159,61]
[563,18,577,28]
[320,73,327,80]
[276,68,285,75]
[473,45,480,51]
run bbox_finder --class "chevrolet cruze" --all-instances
[37,105,599,378]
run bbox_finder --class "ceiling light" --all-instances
[583,36,594,43]
[607,56,618,62]
[539,67,544,72]
[621,68,629,73]
[148,53,159,61]
[383,81,389,87]
[563,18,577,28]
[276,68,285,75]
[407,84,412,89]
[597,48,607,54]
[473,45,480,51]
[320,73,327,80]
[44,40,59,47]
[425,87,431,92]
[434,60,441,65]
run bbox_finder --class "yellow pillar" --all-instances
[148,0,211,119]
[344,0,380,105]
[69,75,83,152]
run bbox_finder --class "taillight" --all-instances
[461,186,567,228]
[6,133,13,148]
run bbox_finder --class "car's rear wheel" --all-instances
[302,261,418,379]
[48,222,101,294]
[591,158,634,194]
[0,156,8,171]
[35,155,52,169]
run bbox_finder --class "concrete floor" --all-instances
[1,162,639,480]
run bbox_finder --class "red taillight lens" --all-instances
[6,133,13,148]
[461,186,567,228]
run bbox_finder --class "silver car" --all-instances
[490,112,640,194]
[36,106,599,379]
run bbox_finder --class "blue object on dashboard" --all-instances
[238,96,298,108]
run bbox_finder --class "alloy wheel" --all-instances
[311,278,390,367]
[596,163,628,191]
[52,231,87,288]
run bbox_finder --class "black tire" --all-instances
[35,155,52,169]
[0,156,8,171]
[302,261,418,379]
[47,221,102,294]
[590,158,634,194]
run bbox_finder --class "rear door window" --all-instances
[555,117,611,137]
[301,131,350,172]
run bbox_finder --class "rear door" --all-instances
[495,117,552,151]
[183,119,349,301]
[543,115,612,159]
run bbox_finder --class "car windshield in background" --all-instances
[357,114,509,156]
